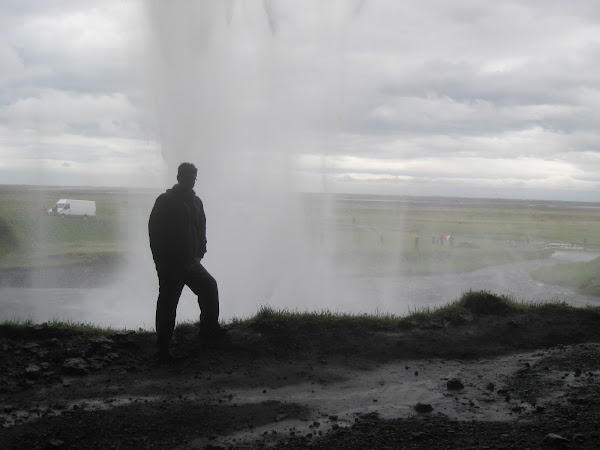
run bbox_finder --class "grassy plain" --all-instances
[307,195,598,275]
[0,186,133,269]
[532,256,600,296]
[1,187,599,279]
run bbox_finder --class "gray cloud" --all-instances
[1,1,600,200]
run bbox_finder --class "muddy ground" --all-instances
[2,305,600,449]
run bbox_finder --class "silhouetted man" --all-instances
[149,162,223,362]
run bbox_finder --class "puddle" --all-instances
[0,395,160,427]
[181,351,552,447]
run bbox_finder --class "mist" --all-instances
[113,1,364,325]
[2,2,600,329]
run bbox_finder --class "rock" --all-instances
[23,342,40,351]
[486,382,495,391]
[24,364,42,378]
[109,330,135,339]
[45,439,65,448]
[457,313,474,322]
[90,337,115,345]
[62,358,88,375]
[414,402,433,413]
[574,368,582,377]
[30,323,49,332]
[543,433,568,443]
[447,378,464,390]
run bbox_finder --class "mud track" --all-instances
[2,307,600,449]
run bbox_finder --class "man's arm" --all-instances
[196,197,207,258]
[148,195,169,263]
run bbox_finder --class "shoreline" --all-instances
[2,298,600,448]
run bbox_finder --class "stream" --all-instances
[1,250,598,329]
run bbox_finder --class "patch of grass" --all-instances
[227,290,600,331]
[456,290,520,314]
[531,257,600,296]
[239,305,402,332]
[0,318,149,336]
[3,290,600,335]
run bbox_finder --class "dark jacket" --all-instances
[148,185,207,270]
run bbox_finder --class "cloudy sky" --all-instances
[2,0,600,201]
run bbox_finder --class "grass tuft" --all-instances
[4,290,600,335]
[456,289,519,314]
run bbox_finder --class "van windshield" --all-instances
[56,202,65,209]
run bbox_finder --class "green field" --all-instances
[303,195,599,276]
[1,187,599,283]
[532,256,600,296]
[0,186,140,269]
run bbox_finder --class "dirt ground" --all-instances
[2,306,600,449]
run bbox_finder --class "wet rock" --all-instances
[24,364,42,378]
[23,342,41,351]
[447,378,464,390]
[109,330,135,339]
[543,433,568,443]
[457,312,474,322]
[45,438,65,448]
[30,323,49,332]
[90,337,115,346]
[422,320,444,329]
[414,402,433,413]
[62,358,88,375]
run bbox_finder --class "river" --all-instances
[1,250,598,329]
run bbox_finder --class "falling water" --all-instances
[135,1,365,322]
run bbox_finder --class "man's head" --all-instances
[177,162,197,192]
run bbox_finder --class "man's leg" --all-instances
[156,269,185,356]
[183,261,220,333]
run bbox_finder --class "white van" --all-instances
[49,199,96,218]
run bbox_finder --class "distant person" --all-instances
[148,162,224,362]
[448,234,454,247]
[415,235,419,249]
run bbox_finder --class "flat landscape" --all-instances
[2,186,600,448]
[1,185,598,293]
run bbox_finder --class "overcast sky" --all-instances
[2,0,600,201]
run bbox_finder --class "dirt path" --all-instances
[2,306,600,449]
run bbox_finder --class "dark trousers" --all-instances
[155,260,219,350]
